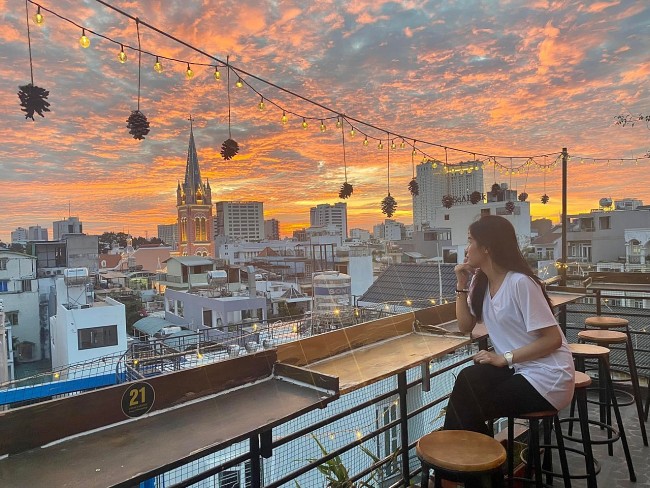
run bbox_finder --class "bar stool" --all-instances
[582,317,648,446]
[558,371,599,488]
[569,343,636,482]
[506,411,570,488]
[417,430,506,488]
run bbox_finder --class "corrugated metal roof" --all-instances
[132,316,177,336]
[359,263,457,305]
[165,256,214,266]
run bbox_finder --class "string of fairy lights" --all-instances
[21,0,649,177]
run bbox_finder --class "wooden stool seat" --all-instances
[585,316,628,329]
[575,371,592,389]
[578,329,627,344]
[569,343,610,358]
[416,430,506,473]
[518,410,558,420]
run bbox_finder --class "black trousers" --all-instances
[443,364,554,435]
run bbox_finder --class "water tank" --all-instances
[63,267,89,286]
[599,197,612,208]
[207,270,228,286]
[312,271,352,312]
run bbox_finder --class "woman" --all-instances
[443,215,574,435]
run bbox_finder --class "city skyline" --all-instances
[1,0,649,243]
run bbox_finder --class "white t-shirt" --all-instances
[470,271,575,410]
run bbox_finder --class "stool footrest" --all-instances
[558,417,620,445]
[537,444,602,480]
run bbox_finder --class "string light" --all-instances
[302,118,308,129]
[79,28,90,48]
[26,0,649,169]
[185,63,194,79]
[33,5,44,25]
[281,111,288,125]
[378,140,383,150]
[336,117,342,129]
[349,127,355,137]
[391,140,397,150]
[213,66,221,81]
[258,97,265,111]
[363,137,369,147]
[320,119,327,132]
[400,139,406,149]
[117,44,127,63]
[153,56,163,73]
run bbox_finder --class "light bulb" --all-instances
[118,45,127,63]
[320,120,327,132]
[432,162,438,168]
[258,97,265,110]
[281,112,288,125]
[412,148,417,157]
[235,77,244,88]
[363,138,369,147]
[153,56,163,73]
[186,63,194,79]
[79,29,91,48]
[214,66,221,81]
[302,118,308,129]
[349,127,355,137]
[378,141,384,150]
[391,140,396,150]
[400,139,406,149]
[197,352,204,359]
[336,117,342,129]
[33,6,44,25]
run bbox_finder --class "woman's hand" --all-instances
[454,263,476,289]
[473,349,508,367]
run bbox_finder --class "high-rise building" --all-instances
[10,227,27,244]
[215,202,264,242]
[264,219,280,240]
[53,217,83,240]
[413,160,484,230]
[310,203,347,238]
[27,225,48,241]
[176,123,214,257]
[157,223,178,250]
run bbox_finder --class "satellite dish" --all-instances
[599,197,612,208]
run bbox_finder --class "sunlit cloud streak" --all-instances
[0,0,648,241]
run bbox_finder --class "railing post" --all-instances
[398,371,410,486]
[250,434,262,488]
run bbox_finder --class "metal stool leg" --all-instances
[575,385,598,488]
[507,417,514,488]
[605,356,636,482]
[552,415,572,488]
[624,330,648,445]
[420,462,429,488]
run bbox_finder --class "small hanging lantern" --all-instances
[470,191,482,204]
[442,195,454,209]
[518,192,528,202]
[541,194,549,204]
[339,182,353,199]
[381,194,397,217]
[408,178,419,196]
[505,201,515,214]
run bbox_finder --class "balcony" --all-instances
[0,298,648,488]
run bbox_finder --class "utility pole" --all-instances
[0,299,9,384]
[561,148,568,286]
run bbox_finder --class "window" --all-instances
[0,281,8,293]
[380,402,399,477]
[444,215,450,221]
[5,311,18,326]
[0,258,7,270]
[634,300,644,309]
[481,208,491,216]
[22,280,32,292]
[78,325,118,350]
[599,216,610,230]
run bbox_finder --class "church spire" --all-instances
[184,116,202,201]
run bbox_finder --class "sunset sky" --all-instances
[1,0,649,243]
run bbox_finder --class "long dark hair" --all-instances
[469,215,552,321]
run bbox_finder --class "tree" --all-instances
[616,113,650,157]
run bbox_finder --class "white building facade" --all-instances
[0,251,40,364]
[310,203,348,239]
[10,228,28,245]
[215,201,265,242]
[53,217,83,240]
[28,225,48,241]
[413,160,484,230]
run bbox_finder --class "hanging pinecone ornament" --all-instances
[339,182,354,199]
[221,138,239,160]
[408,178,419,196]
[18,83,50,120]
[381,194,397,217]
[470,191,482,204]
[442,194,454,209]
[505,201,515,214]
[491,183,501,197]
[541,194,549,204]
[126,110,150,140]
[518,192,528,202]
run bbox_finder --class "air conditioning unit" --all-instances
[45,270,52,276]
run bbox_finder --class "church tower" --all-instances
[176,121,214,257]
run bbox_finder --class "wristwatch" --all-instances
[503,351,514,368]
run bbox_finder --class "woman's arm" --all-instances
[473,325,563,366]
[454,263,476,333]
